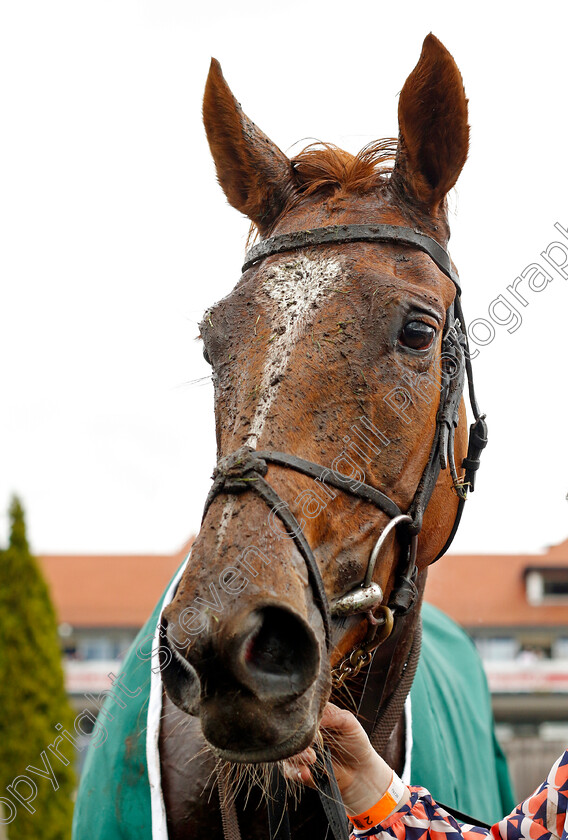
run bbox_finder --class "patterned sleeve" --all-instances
[350,750,568,840]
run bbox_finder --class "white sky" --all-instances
[1,0,567,556]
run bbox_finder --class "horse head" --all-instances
[160,34,479,765]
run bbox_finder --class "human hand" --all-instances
[281,702,408,817]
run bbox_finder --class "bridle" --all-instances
[205,223,487,668]
[205,223,488,840]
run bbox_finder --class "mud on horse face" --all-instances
[160,34,486,769]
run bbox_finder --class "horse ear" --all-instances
[203,59,295,233]
[392,34,469,211]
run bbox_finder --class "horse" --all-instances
[157,32,486,839]
[72,34,513,840]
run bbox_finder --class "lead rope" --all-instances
[369,620,422,755]
[218,764,242,840]
[307,625,423,840]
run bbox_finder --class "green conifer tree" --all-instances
[0,497,76,840]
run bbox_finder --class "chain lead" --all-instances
[331,606,394,687]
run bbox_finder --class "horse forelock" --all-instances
[291,139,396,196]
[245,137,451,247]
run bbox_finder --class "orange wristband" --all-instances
[347,771,406,831]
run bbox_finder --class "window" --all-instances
[543,573,568,597]
[553,638,568,659]
[78,637,114,661]
[525,568,568,605]
[76,631,137,661]
[475,636,519,661]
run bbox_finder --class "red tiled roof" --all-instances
[38,535,568,630]
[38,538,193,628]
[544,537,568,558]
[426,539,568,627]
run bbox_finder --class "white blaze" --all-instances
[214,497,238,554]
[245,255,343,448]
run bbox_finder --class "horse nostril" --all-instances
[231,606,320,701]
[159,617,201,715]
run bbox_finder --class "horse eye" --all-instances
[203,346,212,365]
[399,320,436,350]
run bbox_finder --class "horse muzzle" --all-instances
[159,602,324,761]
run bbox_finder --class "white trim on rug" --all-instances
[147,553,191,840]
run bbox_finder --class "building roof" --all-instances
[426,538,568,628]
[39,536,568,631]
[39,538,193,628]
